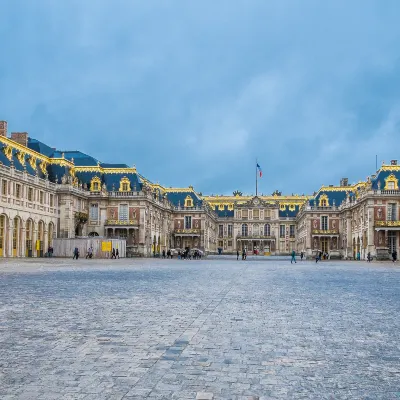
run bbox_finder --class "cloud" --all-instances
[1,0,400,195]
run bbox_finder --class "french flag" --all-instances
[257,163,262,177]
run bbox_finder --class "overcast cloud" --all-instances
[1,0,400,195]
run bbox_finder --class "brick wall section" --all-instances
[11,132,28,147]
[0,121,7,137]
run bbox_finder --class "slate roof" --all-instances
[371,168,400,190]
[27,138,55,157]
[165,191,203,208]
[212,205,234,217]
[0,143,46,178]
[278,204,300,218]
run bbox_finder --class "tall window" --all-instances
[321,216,328,230]
[388,203,397,221]
[185,216,192,229]
[290,225,295,237]
[50,194,54,207]
[264,224,271,236]
[218,224,223,237]
[119,204,128,221]
[253,209,259,219]
[90,203,99,220]
[280,225,285,238]
[2,180,7,195]
[228,224,233,237]
[388,181,395,190]
[321,199,327,207]
[241,224,248,236]
[28,187,33,202]
[15,184,21,199]
[39,191,44,204]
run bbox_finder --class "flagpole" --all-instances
[256,158,258,197]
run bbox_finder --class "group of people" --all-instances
[236,250,247,260]
[178,249,202,260]
[111,248,120,259]
[72,247,120,259]
[160,249,203,260]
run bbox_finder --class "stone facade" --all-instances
[1,120,400,259]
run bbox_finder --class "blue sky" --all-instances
[1,0,400,196]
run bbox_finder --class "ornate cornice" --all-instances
[165,187,196,193]
[0,136,74,168]
[73,166,137,174]
[380,165,400,171]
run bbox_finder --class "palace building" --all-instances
[1,119,399,259]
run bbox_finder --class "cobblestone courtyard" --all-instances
[1,258,399,400]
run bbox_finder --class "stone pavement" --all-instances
[0,258,399,399]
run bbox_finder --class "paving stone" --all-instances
[196,392,214,399]
[0,258,399,399]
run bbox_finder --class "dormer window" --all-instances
[90,176,102,192]
[119,177,131,192]
[384,173,399,191]
[184,195,193,208]
[318,194,329,207]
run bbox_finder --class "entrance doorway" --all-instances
[321,237,329,253]
[388,231,397,254]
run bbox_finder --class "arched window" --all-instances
[241,223,248,237]
[264,223,271,236]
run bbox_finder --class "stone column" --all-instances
[8,224,13,257]
[21,227,26,258]
[44,230,48,254]
[32,229,38,257]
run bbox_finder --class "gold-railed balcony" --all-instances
[105,219,139,226]
[236,235,276,240]
[375,220,400,227]
[312,229,339,235]
[174,229,201,235]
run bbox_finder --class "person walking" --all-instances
[392,250,397,263]
[300,251,304,261]
[116,248,119,259]
[316,251,320,263]
[73,247,79,260]
[86,247,93,259]
[237,250,239,260]
[111,248,116,259]
[291,250,296,264]
[367,252,371,262]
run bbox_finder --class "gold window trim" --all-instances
[119,177,131,192]
[184,195,193,208]
[90,176,102,191]
[318,194,329,207]
[384,173,399,190]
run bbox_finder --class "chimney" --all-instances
[391,160,398,165]
[11,132,28,147]
[0,120,7,137]
[340,178,348,187]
